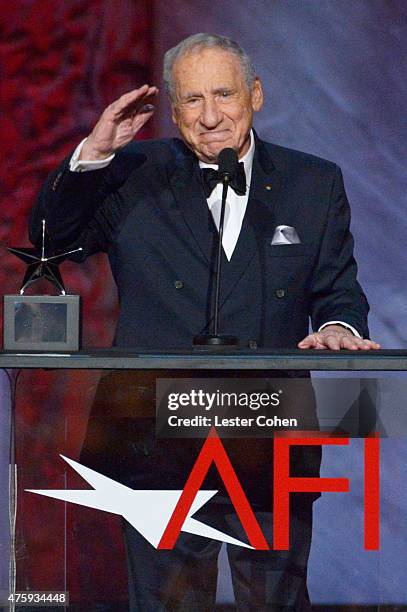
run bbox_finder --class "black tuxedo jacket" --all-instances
[30,134,370,501]
[31,133,369,349]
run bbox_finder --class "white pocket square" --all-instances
[271,225,301,245]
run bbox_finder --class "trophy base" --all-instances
[3,295,81,352]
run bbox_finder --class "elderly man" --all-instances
[31,33,379,611]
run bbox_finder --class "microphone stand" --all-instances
[193,169,239,349]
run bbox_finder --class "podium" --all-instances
[1,349,407,610]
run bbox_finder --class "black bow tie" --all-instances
[201,163,247,198]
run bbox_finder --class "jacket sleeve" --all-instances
[29,145,147,258]
[310,165,370,338]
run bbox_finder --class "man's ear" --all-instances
[251,77,264,112]
[171,103,179,126]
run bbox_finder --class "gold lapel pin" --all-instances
[265,184,272,190]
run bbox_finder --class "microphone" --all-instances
[218,147,238,179]
[193,147,239,349]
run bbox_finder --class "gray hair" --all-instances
[163,33,257,101]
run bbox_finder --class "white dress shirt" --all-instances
[198,131,254,261]
[69,134,360,337]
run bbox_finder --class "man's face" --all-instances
[171,47,263,163]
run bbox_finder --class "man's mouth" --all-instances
[200,130,231,142]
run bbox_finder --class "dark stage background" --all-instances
[1,0,406,608]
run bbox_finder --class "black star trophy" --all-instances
[3,220,82,351]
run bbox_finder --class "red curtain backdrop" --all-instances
[1,0,153,339]
[1,1,154,604]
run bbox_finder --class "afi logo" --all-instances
[28,429,380,550]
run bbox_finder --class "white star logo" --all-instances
[27,455,253,549]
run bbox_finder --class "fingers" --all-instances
[356,339,381,350]
[83,86,158,159]
[130,105,156,132]
[298,331,381,351]
[298,334,328,350]
[110,85,158,119]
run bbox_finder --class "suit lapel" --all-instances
[167,141,218,266]
[247,134,284,227]
[221,135,285,299]
[165,136,288,303]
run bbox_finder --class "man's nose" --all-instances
[200,98,222,128]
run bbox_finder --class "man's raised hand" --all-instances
[80,85,158,161]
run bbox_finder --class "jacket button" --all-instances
[174,280,184,289]
[248,340,258,350]
[276,289,286,298]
